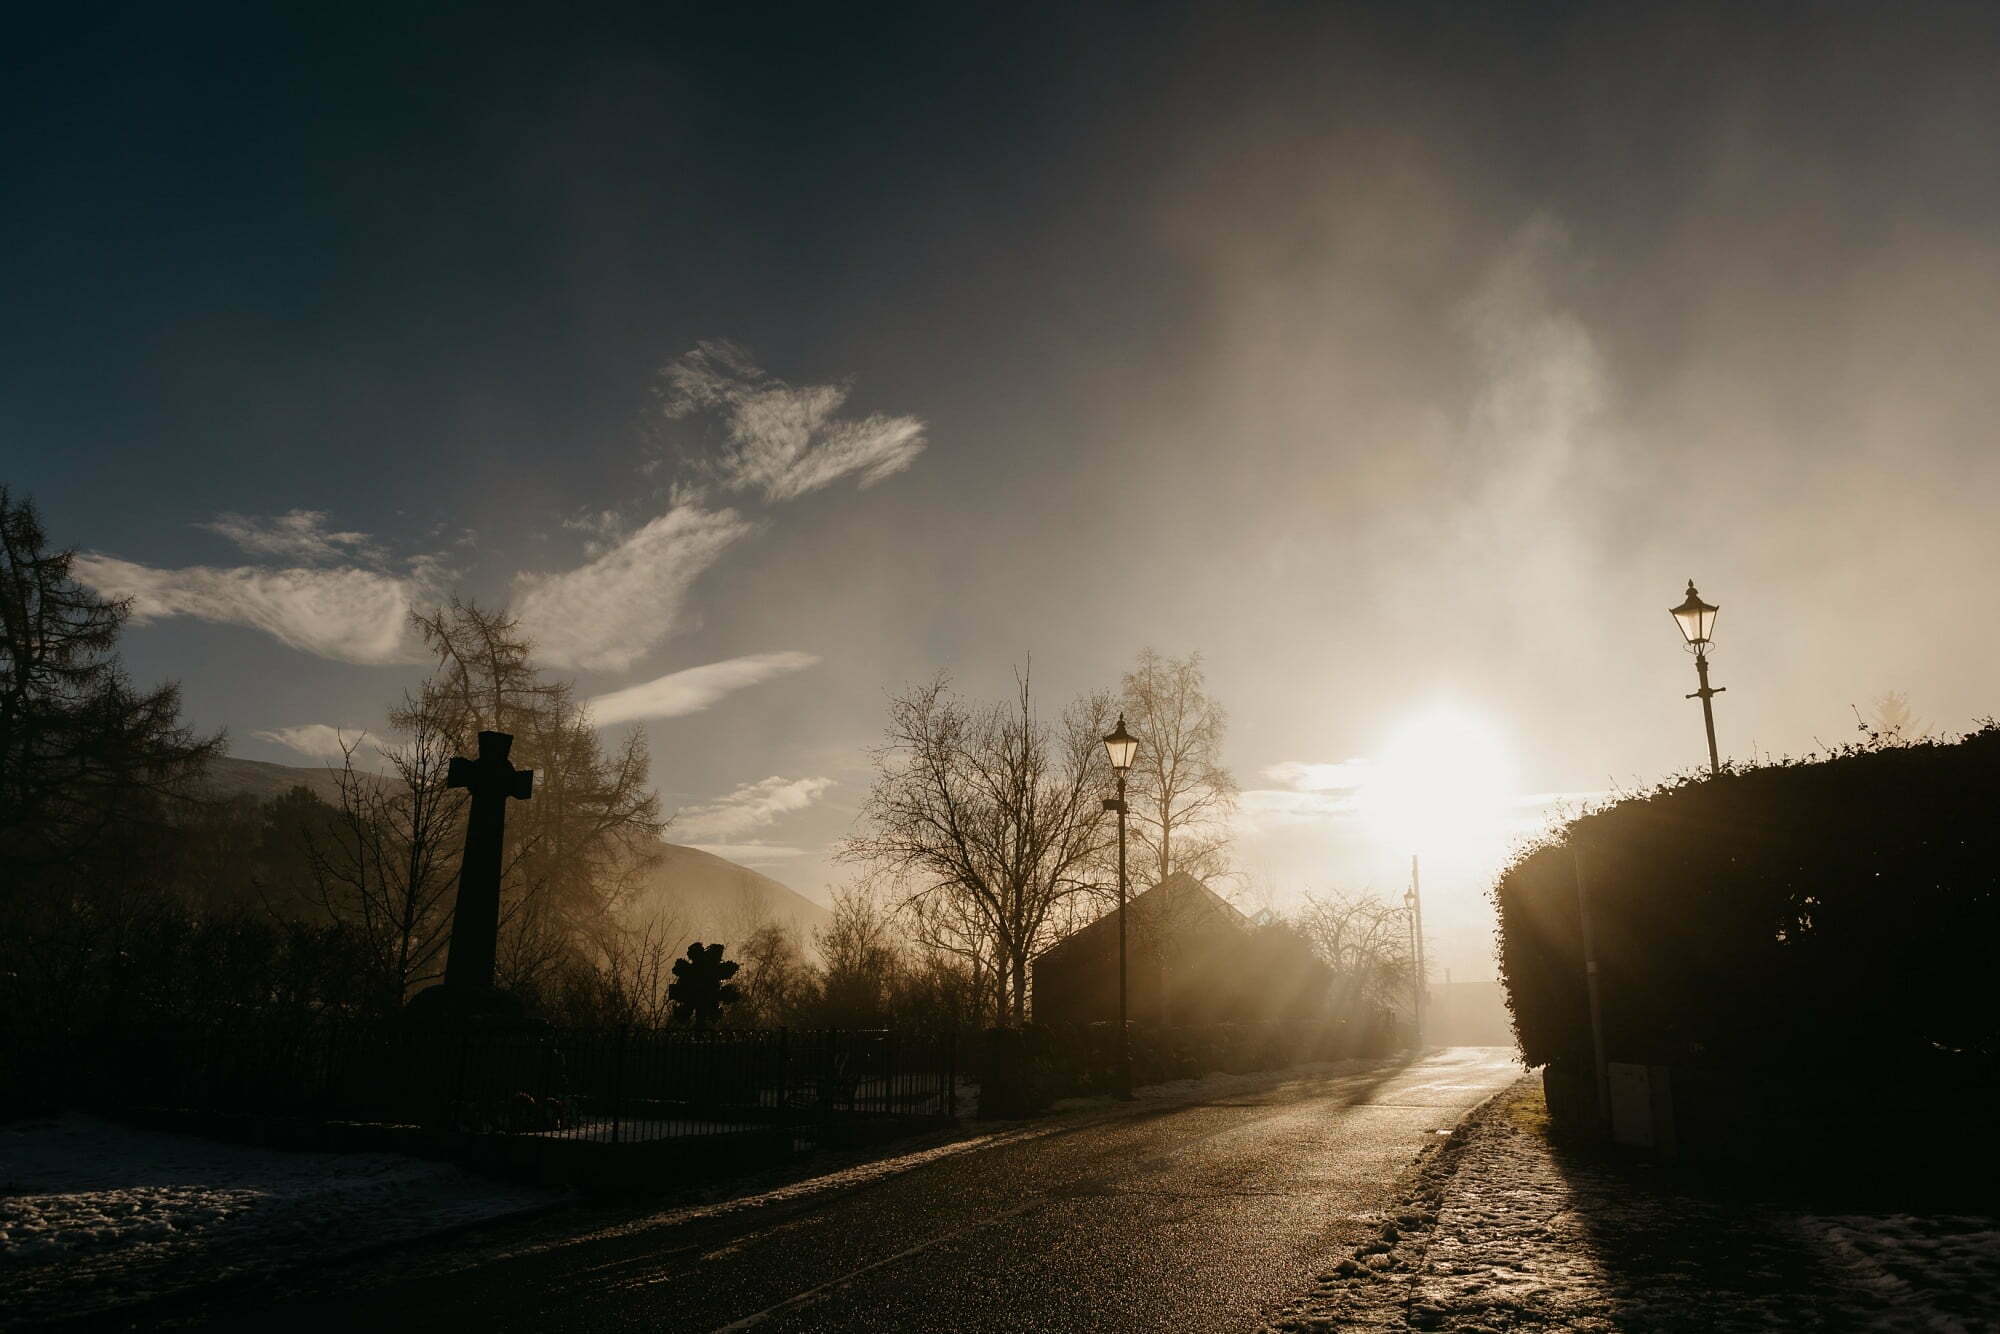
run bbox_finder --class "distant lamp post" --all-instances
[1102,714,1139,1100]
[1404,856,1425,1050]
[1670,580,1726,776]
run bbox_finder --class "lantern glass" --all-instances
[1102,716,1138,772]
[1670,582,1718,647]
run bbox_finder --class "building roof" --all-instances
[1034,871,1249,966]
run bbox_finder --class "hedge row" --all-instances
[1496,725,2000,1074]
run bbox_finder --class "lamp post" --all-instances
[1102,714,1138,1100]
[1404,855,1425,1050]
[1670,580,1725,776]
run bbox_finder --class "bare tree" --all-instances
[843,672,1114,1026]
[1118,648,1238,888]
[597,902,689,1026]
[902,879,1006,1023]
[396,599,665,994]
[304,718,464,1007]
[1292,889,1416,1014]
[814,883,904,1026]
[732,915,816,1026]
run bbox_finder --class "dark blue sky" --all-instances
[10,2,2000,977]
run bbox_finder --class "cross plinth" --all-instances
[440,729,534,993]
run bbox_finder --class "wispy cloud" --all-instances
[252,723,378,761]
[671,775,834,844]
[89,346,909,673]
[1261,759,1373,792]
[73,554,428,664]
[200,509,381,564]
[559,508,628,559]
[1235,758,1373,831]
[513,504,756,673]
[659,340,926,502]
[587,652,820,726]
[1236,787,1365,826]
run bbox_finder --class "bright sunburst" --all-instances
[1360,705,1518,863]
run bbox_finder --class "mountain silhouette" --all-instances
[620,842,831,946]
[204,755,831,947]
[200,754,372,805]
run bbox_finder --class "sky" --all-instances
[9,2,2000,981]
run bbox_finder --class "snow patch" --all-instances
[0,1114,562,1324]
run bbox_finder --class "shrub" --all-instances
[1496,725,2000,1076]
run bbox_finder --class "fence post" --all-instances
[450,1030,471,1132]
[946,1027,958,1120]
[886,1030,897,1116]
[610,1024,626,1146]
[536,1035,554,1132]
[823,1029,838,1141]
[779,1027,790,1141]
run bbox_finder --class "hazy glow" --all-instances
[1360,706,1518,864]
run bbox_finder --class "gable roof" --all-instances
[1034,871,1249,966]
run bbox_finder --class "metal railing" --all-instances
[129,1018,957,1151]
[439,1026,957,1144]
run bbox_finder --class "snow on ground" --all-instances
[1803,1212,2000,1332]
[0,1114,563,1326]
[1264,1076,2000,1333]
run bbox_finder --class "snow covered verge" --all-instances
[0,1114,565,1327]
[1262,1076,2000,1333]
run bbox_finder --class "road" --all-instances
[211,1048,1521,1333]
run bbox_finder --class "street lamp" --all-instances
[1670,580,1726,776]
[1102,714,1138,1100]
[1403,855,1425,1050]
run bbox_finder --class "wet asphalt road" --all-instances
[216,1048,1520,1334]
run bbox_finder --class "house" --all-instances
[1031,872,1331,1027]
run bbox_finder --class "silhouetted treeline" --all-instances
[0,489,946,1117]
[1497,724,2000,1076]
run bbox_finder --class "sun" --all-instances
[1360,705,1518,862]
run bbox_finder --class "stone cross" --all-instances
[441,730,533,992]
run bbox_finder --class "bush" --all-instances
[1496,725,2000,1076]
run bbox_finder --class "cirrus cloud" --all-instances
[513,503,756,673]
[200,509,381,564]
[586,651,820,726]
[659,340,927,502]
[72,554,428,665]
[670,775,834,844]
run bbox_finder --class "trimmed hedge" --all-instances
[1496,725,2000,1075]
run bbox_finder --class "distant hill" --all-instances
[620,843,831,948]
[202,755,830,948]
[201,754,356,806]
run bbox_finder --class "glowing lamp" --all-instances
[1102,715,1138,773]
[1670,581,1718,648]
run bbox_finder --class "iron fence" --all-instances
[124,1018,957,1151]
[438,1026,958,1144]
